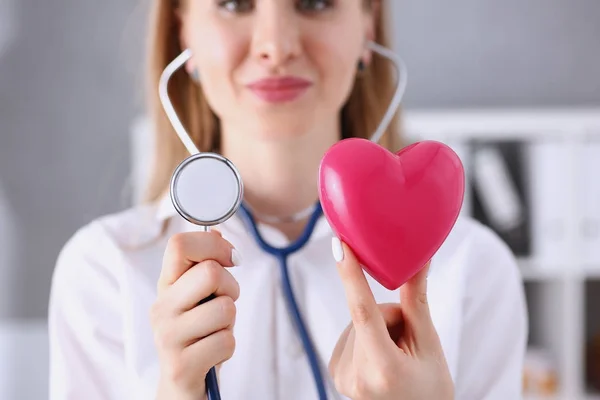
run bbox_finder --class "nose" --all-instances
[251,3,301,69]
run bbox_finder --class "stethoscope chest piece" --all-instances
[170,153,244,226]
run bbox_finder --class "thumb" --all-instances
[400,261,438,349]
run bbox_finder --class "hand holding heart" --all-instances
[319,138,463,398]
[329,238,454,400]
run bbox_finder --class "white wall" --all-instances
[0,0,145,319]
[391,0,600,108]
[0,321,48,400]
[0,182,20,317]
[0,0,15,56]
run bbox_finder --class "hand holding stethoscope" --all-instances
[329,239,455,400]
[152,228,242,400]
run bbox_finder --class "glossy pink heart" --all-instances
[318,138,465,290]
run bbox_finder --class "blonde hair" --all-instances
[143,0,403,204]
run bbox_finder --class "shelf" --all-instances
[583,267,600,280]
[519,259,570,281]
[525,396,600,400]
[524,396,563,400]
[517,258,600,281]
[404,109,600,141]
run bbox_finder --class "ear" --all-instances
[365,0,380,41]
[174,6,195,74]
[361,0,380,66]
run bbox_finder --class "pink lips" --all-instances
[246,76,312,103]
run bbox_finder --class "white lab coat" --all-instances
[48,194,528,400]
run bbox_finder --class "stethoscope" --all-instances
[158,41,407,400]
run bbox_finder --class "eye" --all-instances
[296,0,333,12]
[218,0,254,13]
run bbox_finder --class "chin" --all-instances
[246,106,320,141]
[252,118,314,141]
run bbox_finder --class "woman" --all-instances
[48,0,528,399]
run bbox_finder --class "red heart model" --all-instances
[318,138,465,290]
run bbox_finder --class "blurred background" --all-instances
[1,0,599,399]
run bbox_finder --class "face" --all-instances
[178,0,376,141]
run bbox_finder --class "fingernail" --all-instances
[231,248,243,266]
[331,237,344,262]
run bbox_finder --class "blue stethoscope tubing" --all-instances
[196,292,221,400]
[237,202,328,400]
[202,202,326,400]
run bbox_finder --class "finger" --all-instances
[167,260,240,312]
[183,328,236,376]
[332,237,390,352]
[399,261,438,350]
[331,328,358,398]
[158,231,240,292]
[175,295,237,347]
[328,323,353,377]
[400,261,431,317]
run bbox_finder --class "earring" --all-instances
[357,60,366,72]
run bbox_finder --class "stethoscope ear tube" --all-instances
[365,41,408,144]
[160,50,228,400]
[158,48,199,155]
[158,42,408,152]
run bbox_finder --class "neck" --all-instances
[220,121,339,239]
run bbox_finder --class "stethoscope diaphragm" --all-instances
[170,152,244,227]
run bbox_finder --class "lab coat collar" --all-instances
[154,192,335,247]
[155,192,176,222]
